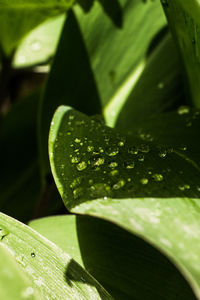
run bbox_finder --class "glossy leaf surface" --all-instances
[0,0,74,55]
[49,105,200,299]
[30,214,196,300]
[0,212,111,299]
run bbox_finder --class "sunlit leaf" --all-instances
[30,214,196,300]
[0,0,74,55]
[49,105,200,299]
[0,212,112,299]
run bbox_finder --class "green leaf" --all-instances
[13,14,66,68]
[73,0,167,109]
[29,215,83,266]
[116,32,186,129]
[38,10,101,178]
[0,0,74,56]
[0,212,112,299]
[29,214,197,299]
[49,105,200,298]
[161,0,200,107]
[0,245,40,299]
[0,91,41,222]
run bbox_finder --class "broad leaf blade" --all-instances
[13,14,66,68]
[0,0,74,55]
[0,212,112,299]
[116,32,185,129]
[161,0,200,107]
[29,214,197,300]
[49,105,200,299]
[0,245,40,299]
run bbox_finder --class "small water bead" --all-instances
[31,253,36,258]
[159,150,167,158]
[90,183,111,197]
[77,161,87,171]
[109,162,118,168]
[94,157,105,166]
[177,106,190,115]
[157,82,164,89]
[140,178,148,185]
[70,177,82,188]
[99,147,104,153]
[87,180,93,186]
[124,161,135,169]
[75,138,81,143]
[71,156,80,164]
[178,184,190,191]
[110,170,119,176]
[138,144,150,153]
[152,173,163,182]
[128,147,138,155]
[118,141,125,147]
[179,145,187,151]
[31,40,41,52]
[107,147,119,156]
[139,133,154,142]
[113,179,126,190]
[0,227,9,240]
[73,187,83,199]
[87,145,94,152]
[138,154,145,162]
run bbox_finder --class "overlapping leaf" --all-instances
[0,0,74,55]
[162,0,200,107]
[49,105,200,299]
[30,214,197,299]
[0,212,111,299]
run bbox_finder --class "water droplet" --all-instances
[177,106,190,115]
[128,147,138,155]
[70,177,82,188]
[75,138,81,143]
[179,145,187,151]
[138,144,150,153]
[31,40,42,52]
[157,82,164,89]
[71,156,80,164]
[89,183,111,198]
[109,162,118,168]
[140,178,148,185]
[178,184,190,191]
[152,174,163,182]
[0,227,9,240]
[77,161,87,171]
[110,170,119,176]
[89,179,93,185]
[73,187,83,199]
[69,115,75,120]
[124,161,135,169]
[138,154,144,162]
[113,179,126,190]
[159,150,167,158]
[94,157,105,166]
[31,253,35,258]
[118,141,125,147]
[107,147,119,156]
